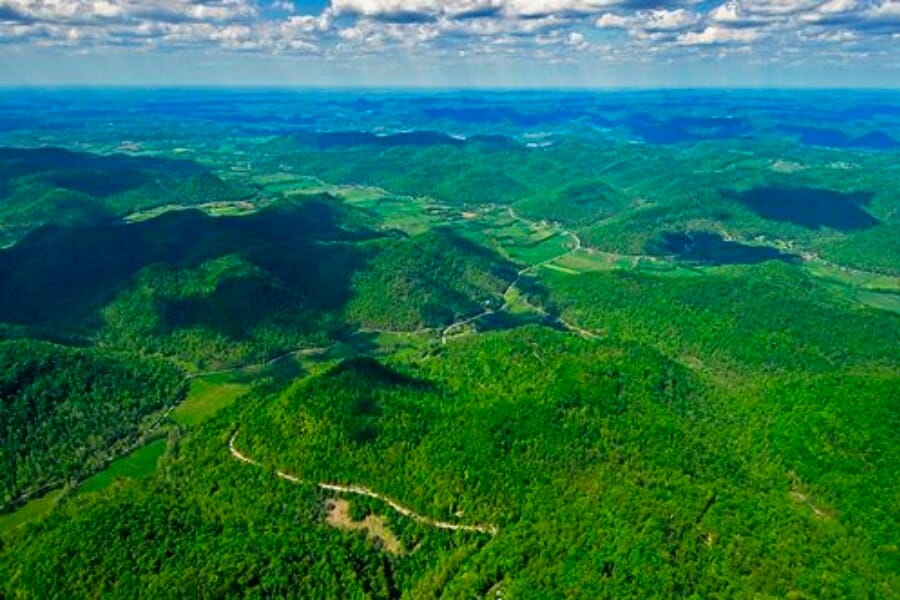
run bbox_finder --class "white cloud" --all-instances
[0,0,895,67]
[595,12,631,26]
[678,24,761,43]
[328,0,684,22]
[503,0,616,18]
[734,0,822,16]
[640,8,698,31]
[709,1,769,26]
[799,0,900,32]
[805,28,858,40]
[567,30,588,47]
[331,0,439,18]
[330,0,508,20]
[817,0,860,14]
[0,0,257,24]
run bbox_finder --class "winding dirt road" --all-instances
[228,431,498,536]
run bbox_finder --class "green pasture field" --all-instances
[77,439,168,496]
[0,489,65,538]
[855,290,900,314]
[124,200,261,222]
[455,208,569,265]
[803,261,900,292]
[171,375,252,427]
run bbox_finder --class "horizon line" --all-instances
[1,84,900,92]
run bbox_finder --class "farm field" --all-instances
[77,439,168,496]
[171,376,252,427]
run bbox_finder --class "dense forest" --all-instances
[0,90,898,598]
[3,328,897,597]
[537,263,900,374]
[346,229,517,330]
[0,147,252,245]
[0,201,519,368]
[0,339,185,509]
[260,129,900,277]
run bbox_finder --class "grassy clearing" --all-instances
[300,331,439,367]
[542,263,581,275]
[259,174,387,205]
[78,439,167,495]
[503,286,545,317]
[261,177,323,194]
[124,201,259,222]
[457,209,569,266]
[549,249,622,273]
[171,375,251,427]
[804,261,900,292]
[857,290,900,314]
[502,234,572,265]
[0,489,64,537]
[547,249,704,279]
[365,196,455,235]
[337,186,391,204]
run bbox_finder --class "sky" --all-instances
[0,0,898,87]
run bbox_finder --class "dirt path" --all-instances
[228,431,498,536]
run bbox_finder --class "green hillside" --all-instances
[1,91,898,599]
[0,197,370,342]
[538,262,900,374]
[0,147,252,244]
[0,199,521,367]
[346,229,517,330]
[4,328,897,597]
[0,339,185,509]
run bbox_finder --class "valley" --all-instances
[0,89,898,599]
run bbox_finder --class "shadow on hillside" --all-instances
[0,146,205,198]
[774,125,899,149]
[647,231,799,266]
[624,114,754,144]
[0,197,376,327]
[723,185,878,231]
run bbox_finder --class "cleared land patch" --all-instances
[78,438,167,495]
[171,375,251,427]
[0,489,64,537]
[325,498,403,554]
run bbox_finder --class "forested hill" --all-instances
[346,228,518,330]
[0,146,252,244]
[0,339,185,509]
[0,90,898,599]
[3,327,898,597]
[0,201,520,367]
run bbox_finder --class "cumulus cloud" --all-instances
[330,0,697,22]
[331,0,443,21]
[595,12,631,26]
[708,2,771,27]
[678,24,761,43]
[640,8,698,31]
[0,0,896,65]
[0,0,258,24]
[800,0,900,32]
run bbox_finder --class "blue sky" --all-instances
[0,0,897,87]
